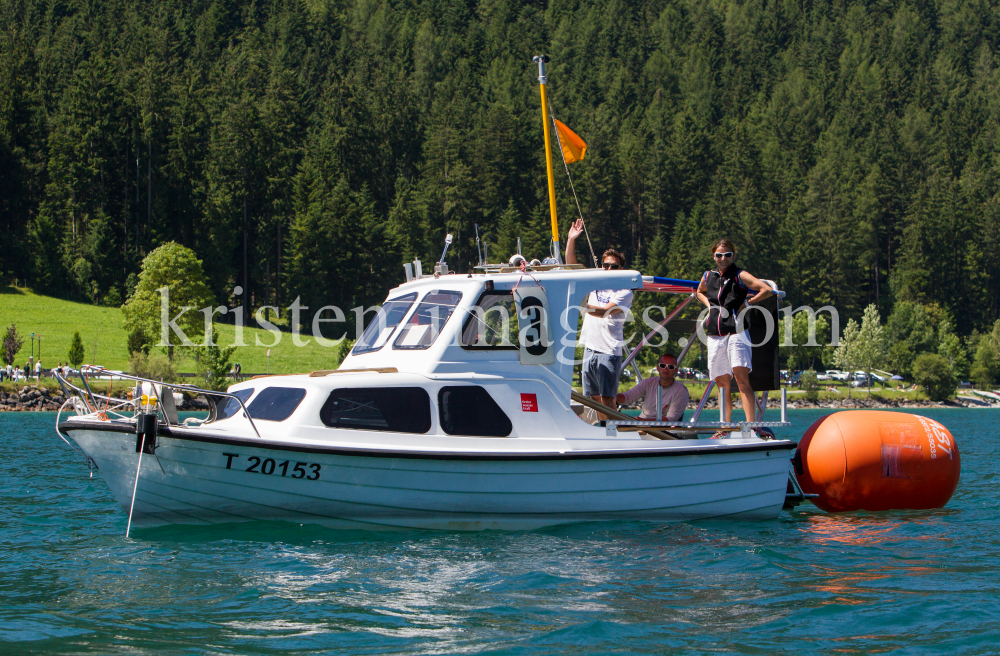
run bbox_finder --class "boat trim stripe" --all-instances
[59,419,796,461]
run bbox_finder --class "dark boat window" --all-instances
[393,290,463,350]
[354,293,419,354]
[216,388,255,420]
[247,387,307,422]
[438,386,512,437]
[461,291,519,350]
[320,388,432,433]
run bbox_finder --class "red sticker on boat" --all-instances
[521,393,538,412]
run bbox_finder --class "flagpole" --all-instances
[533,55,562,264]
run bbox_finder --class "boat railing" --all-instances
[603,419,791,437]
[604,388,791,438]
[54,366,262,439]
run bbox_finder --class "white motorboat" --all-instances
[56,264,800,531]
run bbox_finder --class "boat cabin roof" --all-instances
[339,267,698,391]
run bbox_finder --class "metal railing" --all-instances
[55,366,262,439]
[605,388,790,438]
[604,419,791,438]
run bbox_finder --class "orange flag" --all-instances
[554,119,587,163]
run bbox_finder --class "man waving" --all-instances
[566,219,633,419]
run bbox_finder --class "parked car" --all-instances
[959,380,973,389]
[816,372,832,381]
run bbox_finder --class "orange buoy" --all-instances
[794,411,960,512]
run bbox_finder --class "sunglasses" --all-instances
[713,252,734,259]
[658,363,677,370]
[602,262,621,270]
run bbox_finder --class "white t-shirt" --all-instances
[579,289,634,356]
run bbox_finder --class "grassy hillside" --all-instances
[0,287,346,374]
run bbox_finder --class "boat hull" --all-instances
[65,424,796,530]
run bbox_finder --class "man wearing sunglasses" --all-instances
[615,354,689,422]
[566,218,633,418]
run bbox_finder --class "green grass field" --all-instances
[0,287,349,374]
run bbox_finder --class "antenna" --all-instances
[439,233,454,263]
[478,232,490,265]
[517,237,522,256]
[475,224,482,265]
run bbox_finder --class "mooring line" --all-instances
[125,445,144,538]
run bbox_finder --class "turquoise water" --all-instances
[1,409,996,654]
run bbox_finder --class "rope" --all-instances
[126,443,144,538]
[512,259,543,294]
[548,101,599,268]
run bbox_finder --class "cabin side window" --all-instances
[214,388,255,420]
[247,387,307,422]
[393,290,463,350]
[353,292,419,354]
[460,292,519,350]
[438,386,513,437]
[320,387,432,433]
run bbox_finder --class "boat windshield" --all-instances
[215,388,255,420]
[393,290,463,350]
[353,292,418,354]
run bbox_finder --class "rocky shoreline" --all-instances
[0,385,210,412]
[686,396,960,410]
[1,383,973,413]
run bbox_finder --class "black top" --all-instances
[702,266,750,336]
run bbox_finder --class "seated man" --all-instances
[616,353,690,422]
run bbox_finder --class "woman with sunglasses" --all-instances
[696,238,773,438]
[615,353,690,422]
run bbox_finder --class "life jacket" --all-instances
[703,266,749,336]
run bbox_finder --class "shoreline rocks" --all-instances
[0,386,211,412]
[0,385,972,412]
[0,385,65,411]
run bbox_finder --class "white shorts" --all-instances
[707,332,752,380]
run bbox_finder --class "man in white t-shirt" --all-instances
[566,219,633,418]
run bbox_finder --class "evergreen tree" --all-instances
[68,331,85,368]
[2,0,1000,350]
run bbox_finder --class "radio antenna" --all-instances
[439,233,454,263]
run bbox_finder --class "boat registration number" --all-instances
[222,453,321,480]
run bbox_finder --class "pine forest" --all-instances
[2,0,1000,355]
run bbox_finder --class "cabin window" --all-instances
[460,291,519,350]
[320,387,432,433]
[247,387,307,422]
[215,388,255,420]
[393,290,463,350]
[353,292,419,354]
[438,386,513,437]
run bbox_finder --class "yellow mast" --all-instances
[533,55,561,263]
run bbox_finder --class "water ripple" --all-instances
[1,409,998,653]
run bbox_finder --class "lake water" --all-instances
[1,409,997,654]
